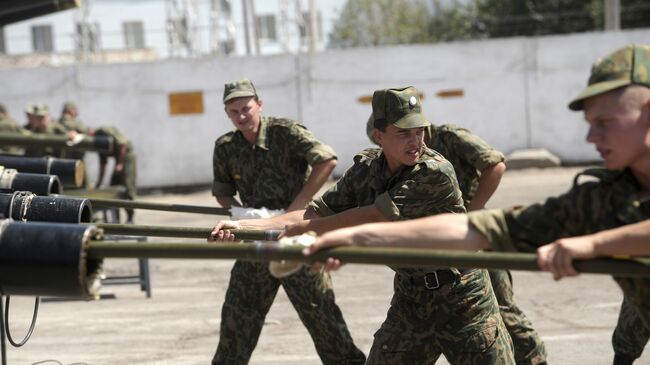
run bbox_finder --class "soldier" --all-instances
[366,116,547,364]
[209,79,364,365]
[59,101,90,186]
[90,127,137,223]
[0,103,24,154]
[212,86,515,364]
[22,103,68,157]
[59,101,88,133]
[305,45,650,365]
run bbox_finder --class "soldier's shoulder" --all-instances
[420,148,452,168]
[266,116,302,129]
[215,130,237,145]
[572,167,622,186]
[353,148,381,165]
[436,123,468,134]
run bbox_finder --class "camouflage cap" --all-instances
[223,78,258,103]
[25,104,49,116]
[569,44,650,111]
[62,101,78,113]
[371,87,429,129]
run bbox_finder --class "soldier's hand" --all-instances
[302,227,357,272]
[281,220,311,238]
[208,220,241,242]
[537,236,597,280]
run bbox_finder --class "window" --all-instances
[32,24,54,53]
[76,21,101,52]
[123,21,145,49]
[255,14,277,41]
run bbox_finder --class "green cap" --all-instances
[62,101,78,113]
[371,87,429,129]
[569,44,650,111]
[223,78,258,103]
[25,104,49,116]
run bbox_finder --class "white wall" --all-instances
[1,29,648,188]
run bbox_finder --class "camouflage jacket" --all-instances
[426,124,504,207]
[22,121,68,157]
[212,116,337,210]
[0,117,24,154]
[59,115,88,134]
[95,127,134,162]
[468,167,650,252]
[309,147,465,276]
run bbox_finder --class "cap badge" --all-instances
[409,96,417,107]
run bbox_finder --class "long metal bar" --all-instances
[0,133,113,154]
[85,241,650,276]
[95,223,281,241]
[87,198,231,216]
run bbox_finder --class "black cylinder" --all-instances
[0,220,103,299]
[0,155,84,188]
[5,192,92,223]
[4,172,62,195]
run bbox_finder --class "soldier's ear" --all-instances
[372,128,383,146]
[257,99,263,110]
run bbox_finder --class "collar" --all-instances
[234,116,269,150]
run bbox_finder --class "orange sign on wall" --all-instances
[169,91,204,115]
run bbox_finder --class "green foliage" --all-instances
[328,0,431,48]
[328,0,650,48]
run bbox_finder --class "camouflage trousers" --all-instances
[109,153,137,221]
[611,277,650,361]
[489,270,547,365]
[212,260,365,365]
[368,269,515,365]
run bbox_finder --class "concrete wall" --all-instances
[1,29,649,188]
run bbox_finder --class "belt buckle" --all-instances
[424,272,440,290]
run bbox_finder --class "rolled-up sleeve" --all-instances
[467,209,519,252]
[211,142,236,197]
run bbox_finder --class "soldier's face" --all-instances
[224,97,263,134]
[27,114,49,132]
[375,125,425,173]
[583,87,650,171]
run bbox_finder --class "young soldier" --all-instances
[0,103,24,154]
[59,101,88,133]
[209,79,364,365]
[306,44,650,365]
[22,103,68,157]
[212,87,515,364]
[366,116,547,364]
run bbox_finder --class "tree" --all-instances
[328,0,431,48]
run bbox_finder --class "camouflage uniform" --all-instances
[22,120,68,158]
[427,124,547,365]
[0,113,24,155]
[367,115,547,364]
[309,147,515,365]
[94,127,137,202]
[468,168,650,363]
[211,116,365,365]
[59,112,89,186]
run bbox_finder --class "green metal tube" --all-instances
[95,223,282,241]
[84,198,231,216]
[85,241,650,277]
[0,133,113,153]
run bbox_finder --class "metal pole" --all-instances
[95,223,281,241]
[86,242,650,277]
[241,0,251,55]
[308,0,318,53]
[0,296,5,365]
[85,197,231,216]
[604,0,621,31]
[0,133,113,153]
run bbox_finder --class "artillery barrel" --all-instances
[95,223,281,241]
[0,155,84,188]
[0,133,114,154]
[0,167,61,195]
[0,192,92,223]
[84,198,231,216]
[0,0,79,26]
[86,241,650,277]
[0,220,102,299]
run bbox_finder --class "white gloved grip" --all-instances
[268,233,316,278]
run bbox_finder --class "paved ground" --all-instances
[4,166,649,365]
